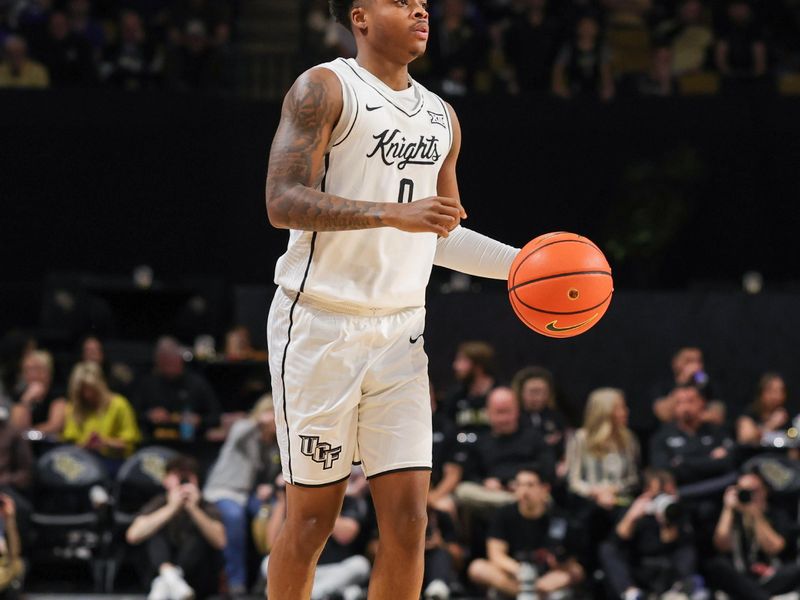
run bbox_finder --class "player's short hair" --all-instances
[329,0,356,29]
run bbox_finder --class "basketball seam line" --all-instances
[512,238,602,282]
[508,270,612,293]
[510,290,613,315]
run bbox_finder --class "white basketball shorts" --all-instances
[267,287,432,487]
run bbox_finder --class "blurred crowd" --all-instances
[305,0,800,99]
[0,0,237,91]
[2,327,800,600]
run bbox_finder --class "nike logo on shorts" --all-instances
[410,334,423,344]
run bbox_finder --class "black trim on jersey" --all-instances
[279,295,298,485]
[436,96,453,149]
[366,466,432,480]
[338,58,425,117]
[333,83,359,148]
[291,473,351,488]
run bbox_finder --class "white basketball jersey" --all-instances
[273,57,453,310]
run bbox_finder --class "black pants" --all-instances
[704,556,800,600]
[145,528,220,598]
[600,538,697,596]
[423,547,456,588]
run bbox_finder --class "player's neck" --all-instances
[354,52,411,92]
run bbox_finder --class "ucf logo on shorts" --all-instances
[299,435,342,470]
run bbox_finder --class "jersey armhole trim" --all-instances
[436,96,453,151]
[317,64,357,149]
[333,83,358,148]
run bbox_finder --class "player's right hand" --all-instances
[386,196,462,237]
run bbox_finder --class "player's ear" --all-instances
[351,2,368,33]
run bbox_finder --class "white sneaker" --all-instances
[771,593,800,600]
[148,575,171,600]
[342,584,366,600]
[423,579,450,599]
[160,565,195,600]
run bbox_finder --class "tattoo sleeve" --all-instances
[265,69,391,231]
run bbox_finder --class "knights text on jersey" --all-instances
[273,57,453,311]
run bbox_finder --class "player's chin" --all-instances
[408,41,427,59]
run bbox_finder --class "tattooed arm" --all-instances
[265,67,461,236]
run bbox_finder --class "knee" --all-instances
[467,559,492,585]
[380,507,427,545]
[284,512,338,552]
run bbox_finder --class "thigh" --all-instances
[268,289,365,486]
[369,470,430,535]
[358,307,432,478]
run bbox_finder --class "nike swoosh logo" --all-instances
[545,314,598,333]
[410,334,423,344]
[366,104,383,111]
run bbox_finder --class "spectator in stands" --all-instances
[0,399,33,547]
[99,9,162,90]
[61,362,141,471]
[467,467,585,598]
[0,331,36,401]
[706,471,800,599]
[0,493,24,596]
[552,14,614,100]
[39,10,95,86]
[134,336,221,441]
[504,0,560,94]
[649,383,735,485]
[427,385,460,517]
[455,386,553,511]
[126,454,226,600]
[264,469,371,600]
[600,469,705,600]
[223,325,255,361]
[444,340,497,434]
[737,372,790,448]
[10,350,65,434]
[80,334,135,396]
[81,334,104,364]
[654,0,714,76]
[422,504,462,600]
[165,18,220,91]
[0,34,49,88]
[427,0,484,96]
[651,346,712,423]
[165,0,231,49]
[203,395,280,598]
[566,387,639,513]
[512,366,569,470]
[637,44,676,96]
[714,0,767,80]
[67,0,105,53]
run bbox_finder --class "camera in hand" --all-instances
[646,493,683,525]
[737,488,753,504]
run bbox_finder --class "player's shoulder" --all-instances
[289,61,344,97]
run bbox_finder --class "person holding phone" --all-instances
[126,455,226,600]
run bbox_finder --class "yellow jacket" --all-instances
[0,60,50,89]
[63,393,141,458]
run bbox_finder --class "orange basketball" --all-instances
[508,232,614,338]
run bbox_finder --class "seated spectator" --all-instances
[164,18,221,91]
[38,10,95,87]
[737,372,790,448]
[504,0,560,94]
[10,350,66,435]
[467,467,585,598]
[427,386,460,517]
[126,454,226,600]
[512,366,569,470]
[426,0,484,96]
[0,400,33,546]
[0,34,49,88]
[455,387,553,512]
[203,395,281,597]
[223,325,256,361]
[654,0,714,76]
[263,469,371,600]
[651,346,714,424]
[0,493,24,595]
[422,504,462,600]
[80,334,136,396]
[99,9,162,90]
[600,469,706,600]
[706,471,800,600]
[636,44,676,96]
[714,0,767,80]
[134,336,221,441]
[443,341,497,434]
[649,383,735,486]
[552,14,614,100]
[566,387,639,513]
[67,0,106,53]
[61,362,141,471]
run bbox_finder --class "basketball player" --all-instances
[264,1,523,598]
